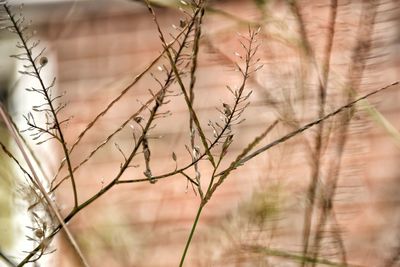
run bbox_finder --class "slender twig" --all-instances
[16,80,398,266]
[229,81,399,168]
[118,81,399,187]
[65,23,190,152]
[50,21,191,188]
[3,4,79,208]
[177,79,398,267]
[179,119,278,266]
[179,203,204,267]
[145,0,217,168]
[0,250,17,267]
[311,1,378,264]
[329,210,348,264]
[188,5,205,198]
[287,0,338,263]
[118,28,260,186]
[202,33,315,163]
[242,245,361,267]
[17,7,199,265]
[10,118,51,182]
[50,94,154,192]
[72,0,197,212]
[4,2,396,266]
[206,120,279,202]
[178,18,346,262]
[0,104,90,267]
[0,142,31,178]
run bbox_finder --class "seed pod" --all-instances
[223,103,232,116]
[35,229,44,238]
[39,56,48,66]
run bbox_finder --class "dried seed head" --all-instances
[179,19,187,28]
[34,229,44,238]
[39,56,48,66]
[223,103,232,116]
[143,148,150,159]
[134,116,143,123]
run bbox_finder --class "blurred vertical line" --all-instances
[0,125,14,261]
[314,0,380,266]
[0,250,17,267]
[0,35,15,263]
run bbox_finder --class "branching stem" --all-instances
[3,4,79,208]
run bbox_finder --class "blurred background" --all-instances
[1,0,400,266]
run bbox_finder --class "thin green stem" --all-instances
[179,203,204,267]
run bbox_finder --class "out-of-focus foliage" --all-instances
[0,129,14,248]
[253,0,268,10]
[239,185,282,227]
[361,100,400,149]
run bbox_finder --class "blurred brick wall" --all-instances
[25,0,400,266]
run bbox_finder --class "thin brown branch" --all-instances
[0,104,90,267]
[0,141,35,185]
[144,0,217,167]
[230,81,399,167]
[17,77,398,266]
[290,0,338,263]
[3,4,79,208]
[204,120,279,203]
[51,22,191,184]
[188,6,205,198]
[311,1,379,264]
[50,95,154,192]
[17,8,202,265]
[0,250,17,267]
[118,29,261,186]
